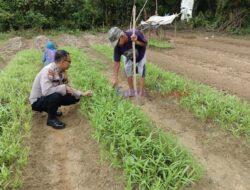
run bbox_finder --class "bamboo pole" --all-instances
[155,0,158,15]
[132,5,138,98]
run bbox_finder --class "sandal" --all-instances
[124,89,135,98]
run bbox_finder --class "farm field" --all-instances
[0,31,249,190]
[148,31,250,102]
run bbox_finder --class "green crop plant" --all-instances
[148,38,173,49]
[0,50,41,189]
[91,44,250,141]
[67,47,203,190]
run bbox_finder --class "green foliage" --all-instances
[193,0,250,32]
[92,44,250,140]
[67,47,203,189]
[0,0,249,32]
[0,0,101,31]
[0,0,182,32]
[0,50,41,189]
[190,12,215,29]
[148,38,173,49]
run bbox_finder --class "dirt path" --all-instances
[0,37,33,69]
[141,98,250,190]
[81,34,250,190]
[147,32,250,101]
[21,105,124,190]
[20,33,250,190]
[170,32,250,59]
[20,35,124,190]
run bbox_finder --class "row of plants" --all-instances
[91,44,250,141]
[67,47,203,189]
[0,50,41,189]
[148,38,173,49]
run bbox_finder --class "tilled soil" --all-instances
[21,106,124,190]
[10,32,250,190]
[81,34,250,190]
[147,32,250,102]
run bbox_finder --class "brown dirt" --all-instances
[71,32,250,101]
[34,35,50,50]
[20,35,125,190]
[81,34,250,190]
[3,32,246,190]
[0,37,33,69]
[21,105,124,190]
[147,31,250,102]
[141,98,250,190]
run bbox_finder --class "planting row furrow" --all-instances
[0,50,41,189]
[67,47,202,190]
[91,44,250,140]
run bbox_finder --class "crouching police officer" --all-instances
[29,50,92,129]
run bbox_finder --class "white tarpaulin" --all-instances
[181,0,194,21]
[140,14,180,29]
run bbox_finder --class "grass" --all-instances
[148,38,172,49]
[67,47,203,189]
[0,47,202,189]
[0,32,14,44]
[91,44,250,141]
[0,50,41,189]
[0,55,4,62]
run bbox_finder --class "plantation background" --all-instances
[0,0,249,33]
[1,1,250,189]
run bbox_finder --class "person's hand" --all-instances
[83,90,93,97]
[48,69,55,78]
[131,34,138,42]
[62,71,69,84]
[66,86,74,95]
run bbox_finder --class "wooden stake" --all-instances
[132,5,138,98]
[155,0,158,15]
[174,20,177,39]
